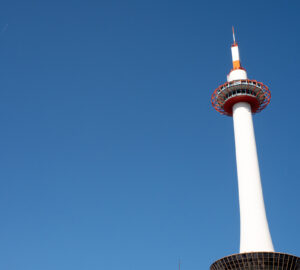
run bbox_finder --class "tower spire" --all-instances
[232,26,236,45]
[230,27,242,71]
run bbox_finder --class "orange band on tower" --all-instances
[233,60,241,69]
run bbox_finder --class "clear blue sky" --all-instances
[0,0,299,269]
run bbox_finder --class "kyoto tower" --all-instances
[210,28,300,270]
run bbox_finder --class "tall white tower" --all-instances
[210,28,300,270]
[213,27,273,253]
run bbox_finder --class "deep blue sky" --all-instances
[0,1,299,269]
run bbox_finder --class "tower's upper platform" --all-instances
[211,28,271,116]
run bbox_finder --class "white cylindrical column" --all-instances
[232,102,274,253]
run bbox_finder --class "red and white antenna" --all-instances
[230,27,242,71]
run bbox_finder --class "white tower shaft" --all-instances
[232,102,274,253]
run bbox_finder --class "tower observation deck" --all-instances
[209,28,300,270]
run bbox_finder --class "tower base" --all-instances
[210,252,300,270]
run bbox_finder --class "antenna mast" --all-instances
[232,26,236,45]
